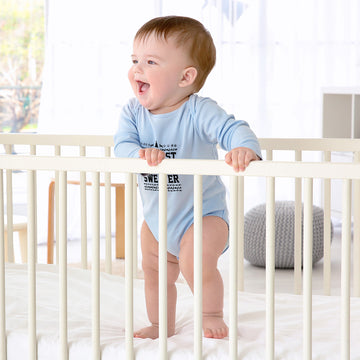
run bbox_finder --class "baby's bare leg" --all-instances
[179,216,229,339]
[134,221,180,339]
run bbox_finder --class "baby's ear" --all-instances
[179,67,197,88]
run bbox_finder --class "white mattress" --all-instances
[4,258,360,360]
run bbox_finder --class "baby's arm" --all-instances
[139,148,165,166]
[225,146,260,172]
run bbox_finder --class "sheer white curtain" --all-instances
[39,0,156,133]
[39,0,360,138]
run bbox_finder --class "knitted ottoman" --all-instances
[244,201,332,268]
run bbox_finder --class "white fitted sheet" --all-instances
[4,255,360,360]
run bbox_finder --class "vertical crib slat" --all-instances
[158,173,167,359]
[104,147,112,274]
[125,173,134,360]
[341,179,351,360]
[0,170,7,359]
[354,151,360,297]
[104,172,111,273]
[5,145,14,263]
[303,178,313,360]
[294,150,302,295]
[229,176,238,359]
[80,146,88,270]
[59,171,68,359]
[237,177,244,292]
[28,168,37,360]
[30,146,37,263]
[266,176,275,360]
[194,175,203,359]
[323,151,332,296]
[55,145,61,265]
[132,175,138,277]
[92,172,101,359]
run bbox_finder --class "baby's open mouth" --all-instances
[137,81,150,94]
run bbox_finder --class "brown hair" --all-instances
[135,16,216,92]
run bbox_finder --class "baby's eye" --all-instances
[147,60,156,65]
[132,59,138,65]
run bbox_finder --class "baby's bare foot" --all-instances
[134,325,175,339]
[134,325,159,339]
[203,313,229,339]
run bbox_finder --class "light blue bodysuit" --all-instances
[114,94,261,257]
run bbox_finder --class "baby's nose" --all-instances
[134,62,143,74]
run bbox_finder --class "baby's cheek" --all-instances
[128,68,134,83]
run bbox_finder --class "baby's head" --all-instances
[134,16,216,92]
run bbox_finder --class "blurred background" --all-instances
[1,0,359,138]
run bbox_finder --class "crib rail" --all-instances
[1,133,360,151]
[1,135,360,359]
[259,137,360,152]
[0,154,359,360]
[0,133,113,147]
[0,155,359,178]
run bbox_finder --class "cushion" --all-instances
[244,201,333,268]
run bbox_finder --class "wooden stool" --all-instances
[4,215,28,263]
[47,179,125,264]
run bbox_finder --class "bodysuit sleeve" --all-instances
[114,99,141,158]
[192,96,262,159]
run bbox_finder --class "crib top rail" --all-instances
[1,133,360,152]
[0,154,359,180]
[259,137,360,152]
[0,133,113,147]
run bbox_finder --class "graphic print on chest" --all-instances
[141,141,182,192]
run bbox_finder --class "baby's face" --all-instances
[128,33,194,114]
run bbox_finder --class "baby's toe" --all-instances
[204,328,214,338]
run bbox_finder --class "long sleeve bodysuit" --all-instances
[114,94,261,256]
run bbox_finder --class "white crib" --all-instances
[0,134,359,359]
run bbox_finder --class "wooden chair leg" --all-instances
[18,228,28,263]
[47,180,55,264]
[4,231,8,263]
[115,185,125,259]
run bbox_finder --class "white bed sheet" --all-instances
[4,261,360,360]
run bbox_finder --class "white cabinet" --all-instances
[322,87,360,219]
[322,87,360,139]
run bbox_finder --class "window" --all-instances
[0,0,45,133]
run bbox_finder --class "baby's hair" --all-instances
[135,16,216,92]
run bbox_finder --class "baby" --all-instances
[114,16,261,339]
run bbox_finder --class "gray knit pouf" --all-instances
[244,201,333,269]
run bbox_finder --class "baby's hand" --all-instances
[225,147,259,172]
[139,148,165,166]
